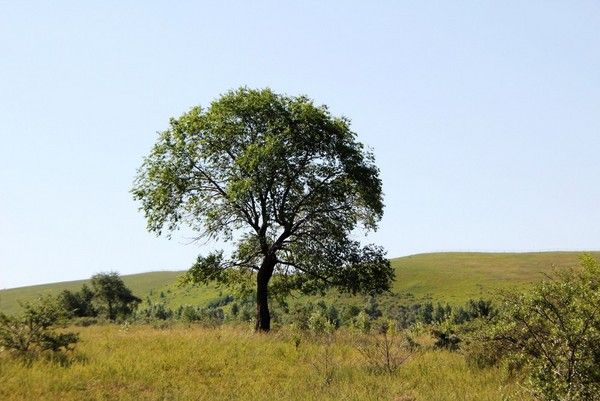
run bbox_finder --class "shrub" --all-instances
[307,309,337,385]
[340,305,361,325]
[57,285,96,318]
[431,320,461,351]
[137,302,174,321]
[472,255,600,401]
[353,311,372,333]
[207,294,235,309]
[354,320,414,374]
[180,305,225,326]
[308,310,336,335]
[230,302,240,318]
[325,305,340,329]
[287,303,314,330]
[364,295,382,320]
[0,297,79,357]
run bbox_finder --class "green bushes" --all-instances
[137,300,174,321]
[469,255,600,401]
[0,297,79,358]
[57,284,96,318]
[57,272,141,321]
[179,305,225,325]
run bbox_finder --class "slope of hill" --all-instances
[1,251,597,315]
[391,251,599,304]
[0,271,191,316]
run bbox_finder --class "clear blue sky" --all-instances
[1,1,599,289]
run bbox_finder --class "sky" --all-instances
[1,1,599,289]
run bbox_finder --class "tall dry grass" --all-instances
[0,324,531,401]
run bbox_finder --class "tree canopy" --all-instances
[132,88,393,331]
[90,272,141,321]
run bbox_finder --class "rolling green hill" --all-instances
[1,251,598,315]
[391,251,600,304]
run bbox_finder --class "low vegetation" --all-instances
[0,324,531,401]
[3,251,598,316]
[1,253,599,400]
[466,254,600,401]
[0,297,78,359]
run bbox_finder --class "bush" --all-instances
[471,255,600,401]
[352,311,371,333]
[137,302,174,321]
[57,285,96,318]
[354,320,414,374]
[364,295,382,320]
[340,305,361,325]
[179,305,225,326]
[308,310,336,335]
[207,294,235,309]
[287,303,314,330]
[0,297,79,357]
[431,321,461,351]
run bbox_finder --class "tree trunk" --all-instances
[255,254,276,332]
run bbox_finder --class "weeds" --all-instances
[355,320,415,374]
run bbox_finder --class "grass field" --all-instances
[0,324,532,401]
[2,251,597,315]
[2,252,598,401]
[390,251,599,304]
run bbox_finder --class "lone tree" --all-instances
[91,272,141,321]
[132,88,393,331]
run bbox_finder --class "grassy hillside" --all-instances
[2,251,597,315]
[0,271,207,316]
[0,324,531,401]
[390,251,600,304]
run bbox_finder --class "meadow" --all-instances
[2,251,596,315]
[0,324,531,401]
[2,251,597,401]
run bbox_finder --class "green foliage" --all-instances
[419,302,433,324]
[206,294,235,309]
[91,272,142,321]
[57,284,96,318]
[137,301,174,321]
[364,295,382,320]
[308,309,336,335]
[353,311,372,334]
[325,305,340,329]
[3,252,597,318]
[0,297,78,357]
[178,305,225,326]
[431,320,461,351]
[340,305,361,325]
[472,254,600,401]
[230,302,240,317]
[132,87,392,330]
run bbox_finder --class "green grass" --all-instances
[0,324,532,401]
[2,251,598,315]
[390,251,600,304]
[2,252,597,401]
[0,271,221,316]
